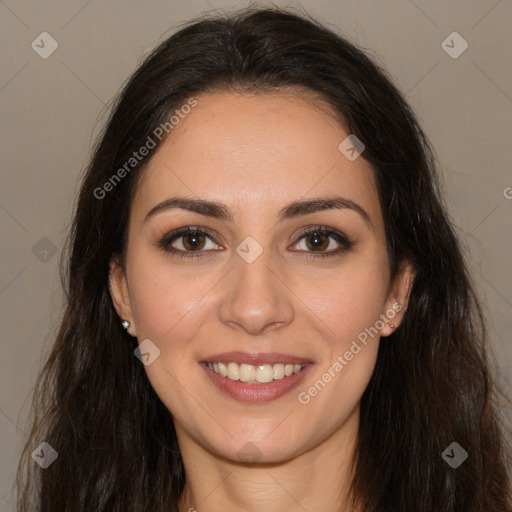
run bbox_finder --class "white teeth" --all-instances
[227,362,240,380]
[239,363,256,382]
[256,364,274,383]
[273,363,285,380]
[207,361,307,383]
[217,362,228,377]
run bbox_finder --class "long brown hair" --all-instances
[16,5,511,511]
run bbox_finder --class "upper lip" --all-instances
[200,351,313,366]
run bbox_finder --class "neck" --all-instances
[176,406,361,512]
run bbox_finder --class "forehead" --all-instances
[131,90,382,227]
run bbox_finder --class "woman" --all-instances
[16,6,511,511]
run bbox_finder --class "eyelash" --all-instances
[157,225,354,260]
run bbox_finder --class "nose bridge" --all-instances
[219,241,294,334]
[235,243,276,293]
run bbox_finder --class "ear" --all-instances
[380,259,415,337]
[108,255,137,337]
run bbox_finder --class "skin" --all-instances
[109,90,414,511]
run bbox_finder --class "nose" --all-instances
[218,249,295,336]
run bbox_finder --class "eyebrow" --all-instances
[144,196,373,230]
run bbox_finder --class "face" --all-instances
[109,90,413,463]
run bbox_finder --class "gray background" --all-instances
[1,0,511,508]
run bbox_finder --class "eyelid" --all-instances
[289,225,354,256]
[292,224,352,245]
[158,225,222,252]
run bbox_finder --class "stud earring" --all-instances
[121,320,130,330]
[389,323,395,329]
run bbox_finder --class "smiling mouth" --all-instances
[204,361,309,384]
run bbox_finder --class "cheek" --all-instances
[304,256,389,344]
[127,263,213,412]
[130,271,183,342]
[297,255,388,402]
[127,259,222,371]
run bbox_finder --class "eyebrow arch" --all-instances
[144,196,373,230]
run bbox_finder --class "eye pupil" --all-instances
[307,232,328,251]
[183,233,205,250]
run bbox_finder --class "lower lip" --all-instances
[200,363,313,403]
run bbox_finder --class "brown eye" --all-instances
[180,232,207,251]
[159,227,221,258]
[303,232,330,251]
[291,226,354,258]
